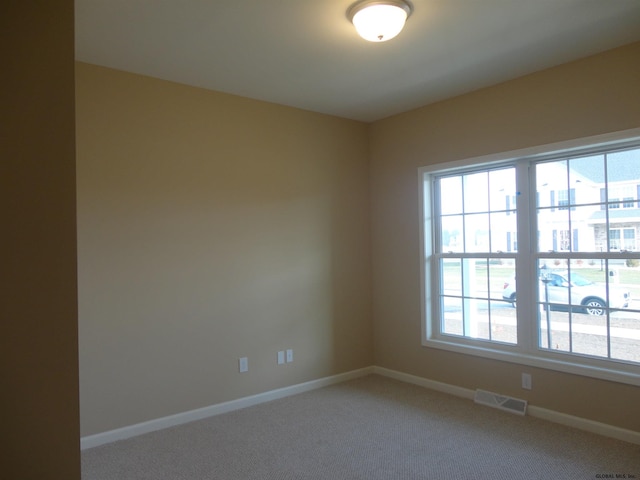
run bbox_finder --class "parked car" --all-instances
[502,270,630,315]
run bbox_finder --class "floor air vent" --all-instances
[474,389,527,416]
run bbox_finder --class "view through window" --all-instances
[424,142,640,381]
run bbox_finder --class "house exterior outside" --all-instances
[535,147,640,255]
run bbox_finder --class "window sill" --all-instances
[423,336,640,387]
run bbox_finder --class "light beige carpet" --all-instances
[82,375,640,479]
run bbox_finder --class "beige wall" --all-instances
[77,41,640,439]
[76,63,373,435]
[369,41,640,432]
[2,2,80,479]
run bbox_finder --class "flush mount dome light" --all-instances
[348,0,413,42]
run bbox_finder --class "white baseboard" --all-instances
[526,405,640,445]
[372,366,640,445]
[372,366,476,400]
[81,366,374,450]
[82,365,639,449]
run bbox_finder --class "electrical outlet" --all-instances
[286,349,293,363]
[239,357,249,373]
[522,373,532,390]
[277,351,285,365]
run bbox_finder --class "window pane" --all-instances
[469,299,490,340]
[442,296,463,336]
[490,211,517,253]
[537,258,637,362]
[607,148,640,185]
[571,314,609,358]
[490,261,516,345]
[489,168,516,212]
[440,258,462,297]
[539,309,569,351]
[489,259,513,300]
[538,262,614,311]
[473,259,489,299]
[438,257,516,344]
[440,176,462,215]
[537,210,569,252]
[609,259,640,363]
[536,160,568,209]
[570,205,597,252]
[463,172,488,213]
[440,215,463,252]
[464,213,489,252]
[569,154,604,206]
[489,300,517,344]
[538,259,572,351]
[438,258,464,332]
[439,168,516,255]
[610,309,640,363]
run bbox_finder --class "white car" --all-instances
[502,270,630,316]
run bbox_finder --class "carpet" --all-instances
[82,375,640,479]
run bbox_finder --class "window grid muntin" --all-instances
[437,255,517,344]
[429,143,640,370]
[434,165,518,345]
[534,148,640,365]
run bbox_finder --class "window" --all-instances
[556,189,575,210]
[557,230,571,251]
[420,138,640,386]
[435,168,517,344]
[609,228,636,251]
[607,184,637,210]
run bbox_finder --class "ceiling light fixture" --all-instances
[348,0,413,43]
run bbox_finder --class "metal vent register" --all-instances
[474,389,528,415]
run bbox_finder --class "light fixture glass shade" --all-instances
[349,1,412,42]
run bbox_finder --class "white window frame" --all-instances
[419,129,640,387]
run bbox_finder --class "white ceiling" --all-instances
[75,0,640,122]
